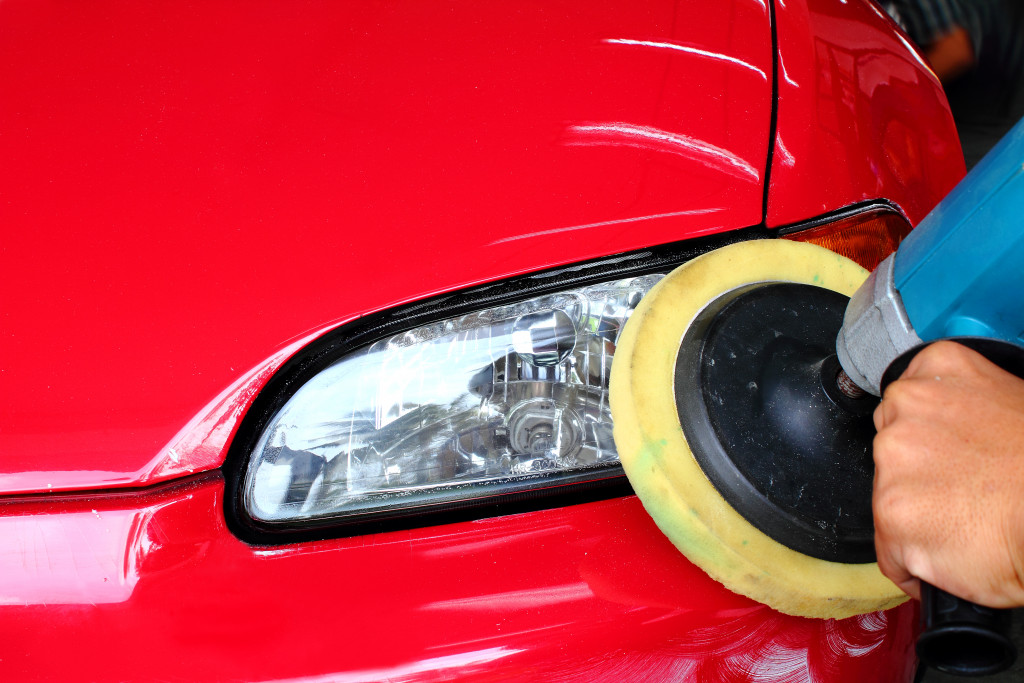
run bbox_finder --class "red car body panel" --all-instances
[0,0,962,680]
[767,0,964,228]
[1,0,773,494]
[0,475,919,682]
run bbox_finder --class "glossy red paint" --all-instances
[0,476,918,682]
[0,0,964,679]
[767,0,965,228]
[0,0,772,493]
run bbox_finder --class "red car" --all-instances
[1,0,963,680]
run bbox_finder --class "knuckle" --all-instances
[872,483,916,533]
[881,379,913,403]
[872,423,914,468]
[881,374,943,413]
[872,402,886,431]
[872,429,896,460]
[928,340,976,373]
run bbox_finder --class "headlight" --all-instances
[227,205,907,541]
[241,274,662,529]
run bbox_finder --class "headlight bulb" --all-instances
[506,397,583,471]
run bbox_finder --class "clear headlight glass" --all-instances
[244,274,663,524]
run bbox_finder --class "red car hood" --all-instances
[0,0,773,493]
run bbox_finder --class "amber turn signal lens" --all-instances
[782,208,912,271]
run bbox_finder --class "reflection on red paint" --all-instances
[0,508,145,606]
[603,38,769,80]
[0,478,213,607]
[565,123,761,181]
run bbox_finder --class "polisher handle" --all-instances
[881,339,1024,677]
[916,583,1015,676]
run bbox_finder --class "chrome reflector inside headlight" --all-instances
[243,274,662,525]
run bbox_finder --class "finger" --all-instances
[873,381,906,432]
[873,398,887,432]
[897,577,921,602]
[875,540,921,600]
[875,544,915,598]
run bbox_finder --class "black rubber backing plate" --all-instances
[675,282,878,563]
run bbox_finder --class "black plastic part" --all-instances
[675,282,880,563]
[881,338,1024,678]
[222,226,776,545]
[880,338,1024,388]
[917,583,1016,677]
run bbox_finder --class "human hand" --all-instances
[872,340,1024,608]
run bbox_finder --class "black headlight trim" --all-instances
[224,224,776,545]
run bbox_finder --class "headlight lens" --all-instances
[243,274,663,525]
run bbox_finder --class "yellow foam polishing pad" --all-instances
[609,239,906,619]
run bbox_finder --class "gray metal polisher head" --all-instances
[835,253,921,397]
